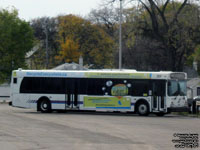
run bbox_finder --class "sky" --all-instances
[0,0,103,21]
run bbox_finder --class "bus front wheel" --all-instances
[137,102,149,116]
[38,99,51,113]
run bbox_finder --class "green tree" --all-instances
[0,8,34,83]
[57,15,115,68]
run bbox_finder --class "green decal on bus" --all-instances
[111,84,128,96]
[13,71,17,77]
[83,96,131,109]
[85,72,151,79]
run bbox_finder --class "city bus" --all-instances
[10,69,188,116]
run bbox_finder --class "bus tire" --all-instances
[137,102,149,116]
[38,99,51,113]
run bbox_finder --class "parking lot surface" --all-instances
[0,104,199,150]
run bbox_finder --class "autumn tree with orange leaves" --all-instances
[56,15,115,69]
[55,38,80,63]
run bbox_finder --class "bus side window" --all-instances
[152,80,166,96]
[87,78,105,95]
[132,80,150,96]
[13,78,17,84]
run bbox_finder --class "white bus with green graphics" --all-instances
[10,69,188,116]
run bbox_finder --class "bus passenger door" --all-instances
[152,96,165,111]
[65,94,78,109]
[65,79,78,109]
[151,81,166,112]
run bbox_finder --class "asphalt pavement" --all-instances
[0,104,199,150]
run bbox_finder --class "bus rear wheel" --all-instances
[39,99,51,113]
[137,102,149,116]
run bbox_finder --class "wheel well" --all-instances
[37,96,50,111]
[135,99,149,113]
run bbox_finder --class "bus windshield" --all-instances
[168,80,186,96]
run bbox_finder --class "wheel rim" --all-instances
[41,101,48,111]
[138,104,147,114]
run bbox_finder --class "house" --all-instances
[187,78,200,99]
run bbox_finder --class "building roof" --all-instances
[187,78,200,88]
[52,62,88,70]
[25,42,42,59]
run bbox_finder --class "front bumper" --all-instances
[168,107,189,112]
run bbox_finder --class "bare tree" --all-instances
[110,0,200,71]
[88,7,119,37]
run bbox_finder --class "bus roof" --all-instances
[12,69,187,80]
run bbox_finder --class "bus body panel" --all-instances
[166,96,187,108]
[12,94,30,108]
[28,94,66,110]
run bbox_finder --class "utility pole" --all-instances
[119,0,123,70]
[45,22,49,69]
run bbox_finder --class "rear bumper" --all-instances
[168,107,189,112]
